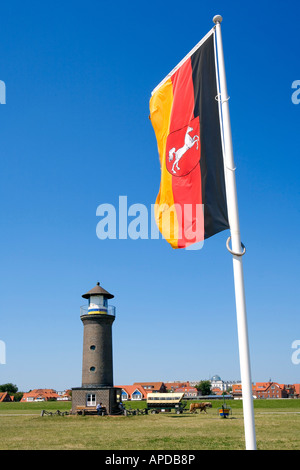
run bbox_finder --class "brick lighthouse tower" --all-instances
[72,282,122,414]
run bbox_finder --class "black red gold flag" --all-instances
[150,30,229,249]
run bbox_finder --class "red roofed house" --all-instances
[0,392,14,402]
[133,382,166,394]
[174,386,198,398]
[115,385,147,401]
[115,382,167,401]
[232,383,256,399]
[255,382,287,399]
[56,390,72,401]
[294,384,300,398]
[165,382,190,392]
[20,389,59,402]
[211,387,224,396]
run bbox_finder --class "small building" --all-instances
[231,383,256,399]
[174,386,198,398]
[293,384,300,398]
[0,392,14,402]
[56,390,72,401]
[211,387,224,396]
[231,384,243,399]
[165,381,191,392]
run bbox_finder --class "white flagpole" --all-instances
[213,15,257,450]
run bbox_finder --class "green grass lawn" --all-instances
[0,399,299,450]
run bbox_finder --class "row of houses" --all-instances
[236,382,300,399]
[3,380,300,403]
[208,376,300,399]
[116,380,300,401]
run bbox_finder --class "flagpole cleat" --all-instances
[213,15,223,24]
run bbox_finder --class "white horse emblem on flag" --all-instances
[168,126,200,174]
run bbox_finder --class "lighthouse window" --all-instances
[90,345,96,350]
[90,295,107,307]
[90,366,96,372]
[86,393,96,407]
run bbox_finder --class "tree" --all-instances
[0,383,18,394]
[13,392,23,402]
[195,380,211,396]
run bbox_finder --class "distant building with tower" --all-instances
[71,282,122,414]
[210,375,240,393]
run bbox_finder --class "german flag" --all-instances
[150,30,229,249]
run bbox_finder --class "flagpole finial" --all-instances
[213,15,223,24]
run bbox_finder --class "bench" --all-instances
[76,406,97,415]
[76,406,106,416]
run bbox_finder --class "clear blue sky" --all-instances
[0,0,299,392]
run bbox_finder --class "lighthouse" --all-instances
[72,282,122,414]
